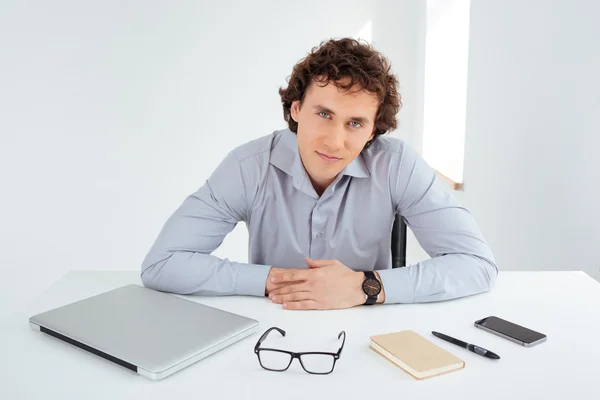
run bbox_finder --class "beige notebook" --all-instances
[370,330,465,379]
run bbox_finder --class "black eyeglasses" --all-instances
[254,327,346,375]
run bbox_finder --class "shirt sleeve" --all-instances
[377,143,498,303]
[140,150,271,297]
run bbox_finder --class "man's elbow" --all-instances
[140,256,170,292]
[140,266,157,290]
[477,256,499,293]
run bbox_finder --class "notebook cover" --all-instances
[369,330,465,379]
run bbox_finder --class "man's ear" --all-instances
[290,100,300,122]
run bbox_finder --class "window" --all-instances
[422,0,471,189]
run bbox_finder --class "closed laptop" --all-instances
[29,284,259,380]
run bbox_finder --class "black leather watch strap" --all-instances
[362,271,379,305]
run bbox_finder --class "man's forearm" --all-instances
[141,251,271,297]
[376,253,498,304]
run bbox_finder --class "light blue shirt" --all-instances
[141,128,498,303]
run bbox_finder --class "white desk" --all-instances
[1,271,599,399]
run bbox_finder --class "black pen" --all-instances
[432,331,500,360]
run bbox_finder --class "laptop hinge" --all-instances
[39,326,138,373]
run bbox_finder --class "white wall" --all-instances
[371,0,426,154]
[0,0,424,318]
[462,0,600,281]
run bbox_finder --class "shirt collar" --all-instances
[270,128,371,192]
[342,152,370,178]
[270,128,303,178]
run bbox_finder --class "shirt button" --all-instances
[316,233,323,239]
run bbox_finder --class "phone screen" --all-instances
[476,316,546,343]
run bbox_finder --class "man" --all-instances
[141,38,497,310]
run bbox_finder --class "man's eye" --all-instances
[318,112,330,118]
[349,121,362,128]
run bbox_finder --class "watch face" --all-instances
[362,278,381,296]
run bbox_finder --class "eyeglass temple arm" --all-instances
[254,326,286,350]
[336,331,346,356]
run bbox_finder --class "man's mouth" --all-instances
[316,151,342,162]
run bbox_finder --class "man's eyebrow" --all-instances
[313,104,370,124]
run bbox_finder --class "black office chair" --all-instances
[391,213,407,268]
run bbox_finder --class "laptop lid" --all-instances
[29,284,259,380]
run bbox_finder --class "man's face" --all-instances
[290,78,378,194]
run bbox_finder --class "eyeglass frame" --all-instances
[253,326,346,375]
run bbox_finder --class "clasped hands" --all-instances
[265,258,385,310]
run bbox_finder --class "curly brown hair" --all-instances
[279,38,402,148]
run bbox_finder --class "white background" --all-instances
[462,0,600,285]
[1,0,598,319]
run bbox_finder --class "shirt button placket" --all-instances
[310,205,326,259]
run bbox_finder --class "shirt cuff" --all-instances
[234,263,272,297]
[377,267,415,304]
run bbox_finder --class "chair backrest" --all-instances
[391,214,407,268]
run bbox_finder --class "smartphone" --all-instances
[474,316,547,347]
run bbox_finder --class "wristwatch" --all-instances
[361,271,382,305]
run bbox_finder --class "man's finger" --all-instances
[267,280,303,292]
[269,282,310,296]
[305,258,334,268]
[282,300,319,310]
[272,269,311,284]
[272,291,314,304]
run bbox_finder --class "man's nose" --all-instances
[323,126,344,151]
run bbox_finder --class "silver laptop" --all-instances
[29,284,259,380]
